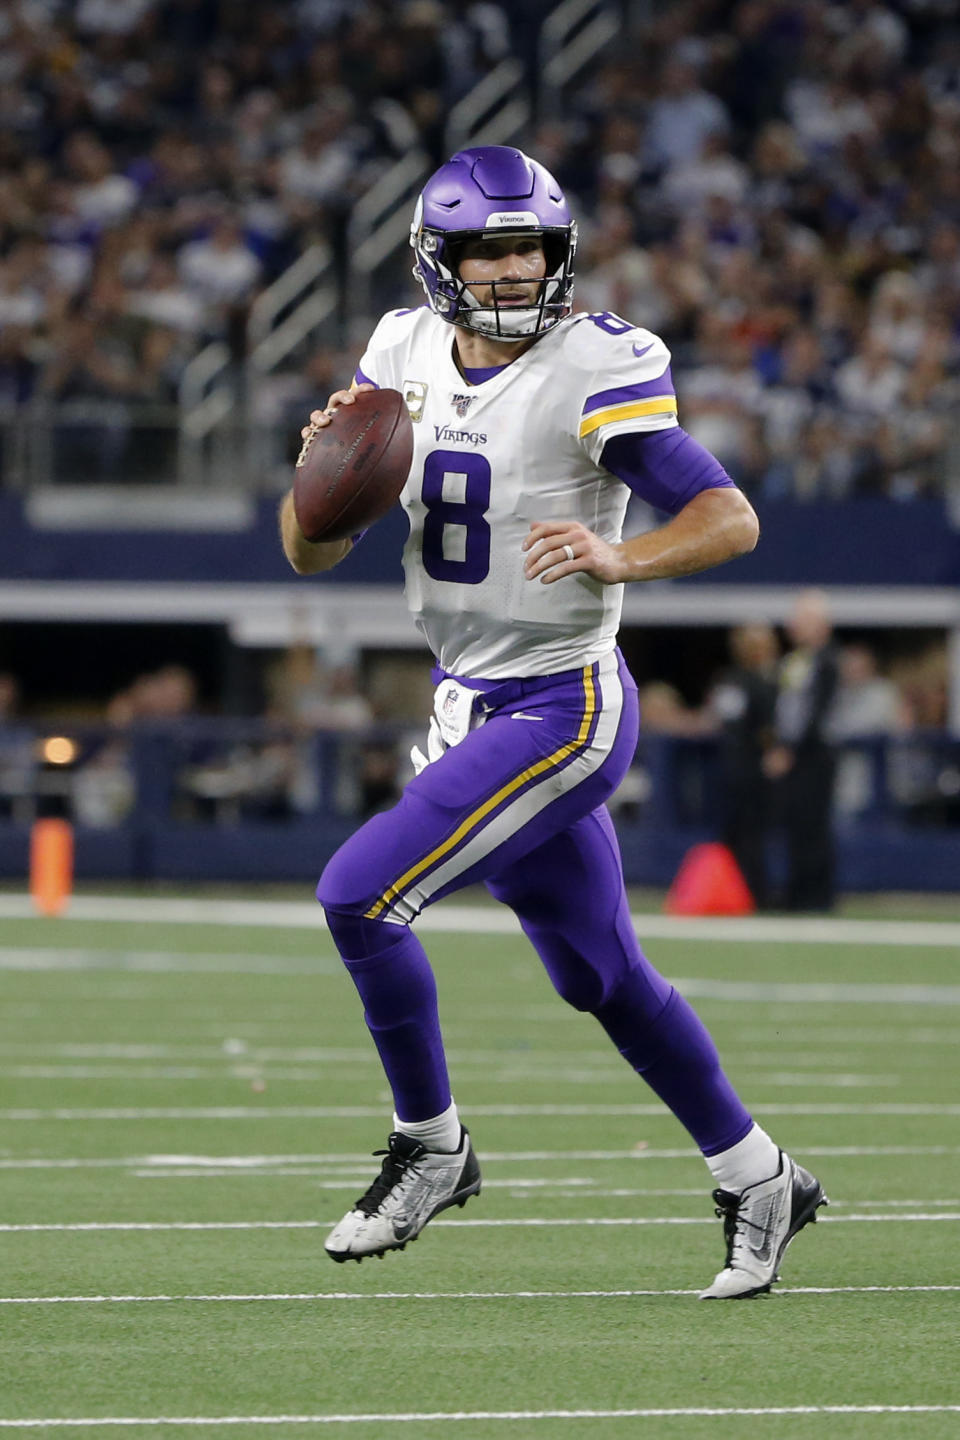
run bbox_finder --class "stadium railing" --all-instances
[0,719,957,889]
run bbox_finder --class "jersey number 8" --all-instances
[420,449,491,585]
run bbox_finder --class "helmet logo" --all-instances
[483,210,539,228]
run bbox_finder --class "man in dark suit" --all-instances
[764,591,840,911]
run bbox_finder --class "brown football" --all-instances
[293,388,414,543]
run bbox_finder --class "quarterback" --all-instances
[280,146,826,1298]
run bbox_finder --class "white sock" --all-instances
[706,1124,781,1195]
[394,1099,461,1153]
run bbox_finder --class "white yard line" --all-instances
[0,1406,957,1428]
[0,1065,904,1087]
[0,948,329,974]
[2,1102,960,1120]
[0,1286,958,1308]
[2,1143,957,1170]
[3,893,960,948]
[4,941,960,1003]
[0,1213,957,1233]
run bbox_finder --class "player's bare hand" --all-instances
[522,520,626,585]
[300,384,376,438]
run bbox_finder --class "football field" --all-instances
[0,892,958,1438]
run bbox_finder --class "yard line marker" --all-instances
[1,1286,958,1307]
[3,892,960,948]
[0,1064,905,1088]
[3,1103,960,1120]
[0,1406,958,1427]
[676,979,960,1005]
[5,936,960,1000]
[0,948,331,975]
[1,1213,957,1233]
[3,1143,958,1170]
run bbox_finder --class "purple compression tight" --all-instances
[320,650,752,1154]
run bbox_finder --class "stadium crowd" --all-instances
[0,0,959,499]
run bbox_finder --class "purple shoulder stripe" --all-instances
[354,366,379,389]
[582,366,674,416]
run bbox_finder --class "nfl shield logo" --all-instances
[451,393,475,419]
[442,686,459,718]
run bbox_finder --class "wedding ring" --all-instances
[562,544,575,563]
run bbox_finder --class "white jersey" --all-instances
[356,306,679,679]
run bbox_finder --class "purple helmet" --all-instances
[409,146,577,341]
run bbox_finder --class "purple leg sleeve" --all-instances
[594,981,753,1155]
[486,807,753,1155]
[324,908,452,1123]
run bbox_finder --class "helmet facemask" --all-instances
[449,229,576,339]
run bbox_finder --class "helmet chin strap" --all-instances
[465,306,545,339]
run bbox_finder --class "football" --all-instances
[293,388,414,543]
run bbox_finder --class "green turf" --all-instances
[0,906,958,1438]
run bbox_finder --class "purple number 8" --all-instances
[589,311,634,335]
[421,449,492,584]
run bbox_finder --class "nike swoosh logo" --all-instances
[633,341,654,357]
[747,1199,777,1264]
[510,712,544,721]
[392,1216,415,1240]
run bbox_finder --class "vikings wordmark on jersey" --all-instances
[355,307,678,680]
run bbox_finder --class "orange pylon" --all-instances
[664,843,755,916]
[30,819,74,916]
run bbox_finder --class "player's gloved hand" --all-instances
[410,716,446,775]
[300,384,377,440]
[522,519,626,585]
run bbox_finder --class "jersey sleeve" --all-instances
[352,307,422,391]
[576,327,678,466]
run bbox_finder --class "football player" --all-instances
[280,146,826,1298]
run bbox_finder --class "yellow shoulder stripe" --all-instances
[579,396,677,438]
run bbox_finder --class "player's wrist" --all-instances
[609,543,638,584]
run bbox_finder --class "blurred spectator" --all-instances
[637,681,714,738]
[645,59,731,171]
[830,642,908,818]
[0,672,34,821]
[177,215,262,310]
[678,316,764,482]
[831,644,905,741]
[271,644,374,733]
[709,622,780,909]
[72,664,200,826]
[766,591,840,911]
[2,0,960,505]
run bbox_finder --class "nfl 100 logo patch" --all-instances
[450,393,475,419]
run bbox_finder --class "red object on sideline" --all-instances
[30,819,74,916]
[664,843,756,916]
